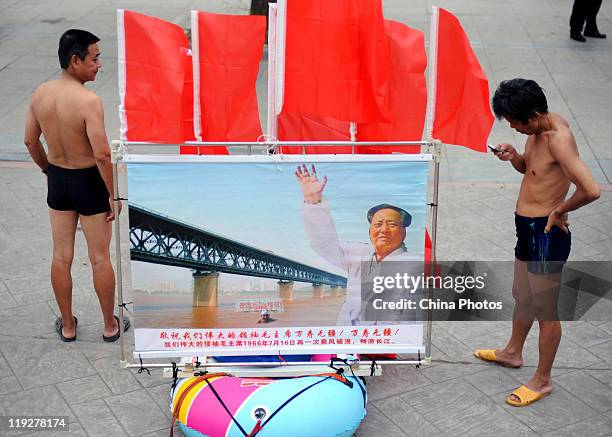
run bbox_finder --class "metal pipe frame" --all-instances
[111,139,440,371]
[125,360,423,369]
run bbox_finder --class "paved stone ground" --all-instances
[1,0,611,436]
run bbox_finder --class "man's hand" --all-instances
[106,198,122,222]
[545,209,569,234]
[494,143,517,161]
[295,164,327,204]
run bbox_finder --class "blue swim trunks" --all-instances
[514,213,571,274]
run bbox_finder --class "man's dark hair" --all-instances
[58,29,99,70]
[492,78,548,124]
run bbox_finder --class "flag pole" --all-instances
[274,0,287,152]
[110,141,127,365]
[424,6,440,364]
[266,3,278,140]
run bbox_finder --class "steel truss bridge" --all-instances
[128,205,347,287]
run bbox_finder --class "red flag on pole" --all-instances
[118,10,190,143]
[277,113,351,154]
[357,20,427,154]
[430,8,493,153]
[192,11,265,146]
[281,0,390,124]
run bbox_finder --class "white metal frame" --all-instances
[111,139,439,375]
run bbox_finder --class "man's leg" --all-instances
[585,0,605,36]
[570,0,588,33]
[49,209,78,338]
[509,271,562,401]
[79,213,118,337]
[494,259,534,366]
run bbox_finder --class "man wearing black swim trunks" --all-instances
[24,29,128,342]
[475,78,600,406]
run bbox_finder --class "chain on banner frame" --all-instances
[110,139,441,376]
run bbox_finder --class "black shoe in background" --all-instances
[584,29,607,38]
[570,31,587,42]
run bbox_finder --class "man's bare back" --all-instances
[30,78,101,169]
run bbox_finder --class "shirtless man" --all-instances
[475,78,600,406]
[24,29,128,342]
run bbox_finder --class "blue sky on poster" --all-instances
[128,160,428,289]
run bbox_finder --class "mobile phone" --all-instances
[487,144,499,153]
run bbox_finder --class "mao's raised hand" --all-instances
[295,164,327,204]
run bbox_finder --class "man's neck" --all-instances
[534,113,552,136]
[60,69,84,85]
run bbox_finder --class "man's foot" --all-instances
[55,316,78,342]
[474,348,523,368]
[103,315,131,342]
[507,377,552,406]
[584,29,606,38]
[570,31,586,42]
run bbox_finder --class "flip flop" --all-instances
[55,316,78,342]
[103,315,130,342]
[474,349,522,368]
[507,385,551,407]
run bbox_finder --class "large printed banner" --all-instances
[125,155,430,357]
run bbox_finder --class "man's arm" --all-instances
[24,103,49,172]
[546,132,600,231]
[84,95,121,220]
[550,133,601,211]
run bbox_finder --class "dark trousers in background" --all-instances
[570,0,603,32]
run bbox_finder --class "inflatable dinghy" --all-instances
[171,372,366,437]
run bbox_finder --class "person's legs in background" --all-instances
[570,0,588,41]
[584,0,606,38]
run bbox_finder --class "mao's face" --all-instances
[369,209,406,256]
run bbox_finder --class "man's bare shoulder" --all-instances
[31,80,57,100]
[546,119,577,157]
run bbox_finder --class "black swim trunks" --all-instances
[514,213,571,274]
[47,164,110,216]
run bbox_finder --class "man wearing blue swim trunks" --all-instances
[24,30,128,342]
[475,78,600,406]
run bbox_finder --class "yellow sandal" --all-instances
[506,385,551,407]
[474,349,522,368]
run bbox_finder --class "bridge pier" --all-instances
[278,280,294,301]
[193,271,219,307]
[312,283,324,299]
[330,286,346,297]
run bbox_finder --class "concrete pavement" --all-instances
[1,0,611,436]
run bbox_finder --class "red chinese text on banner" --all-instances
[118,10,190,143]
[431,8,494,153]
[357,20,427,154]
[281,0,390,124]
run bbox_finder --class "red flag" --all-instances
[431,8,494,153]
[278,113,351,154]
[194,11,265,145]
[118,10,190,143]
[356,20,426,154]
[425,229,432,264]
[282,0,390,124]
